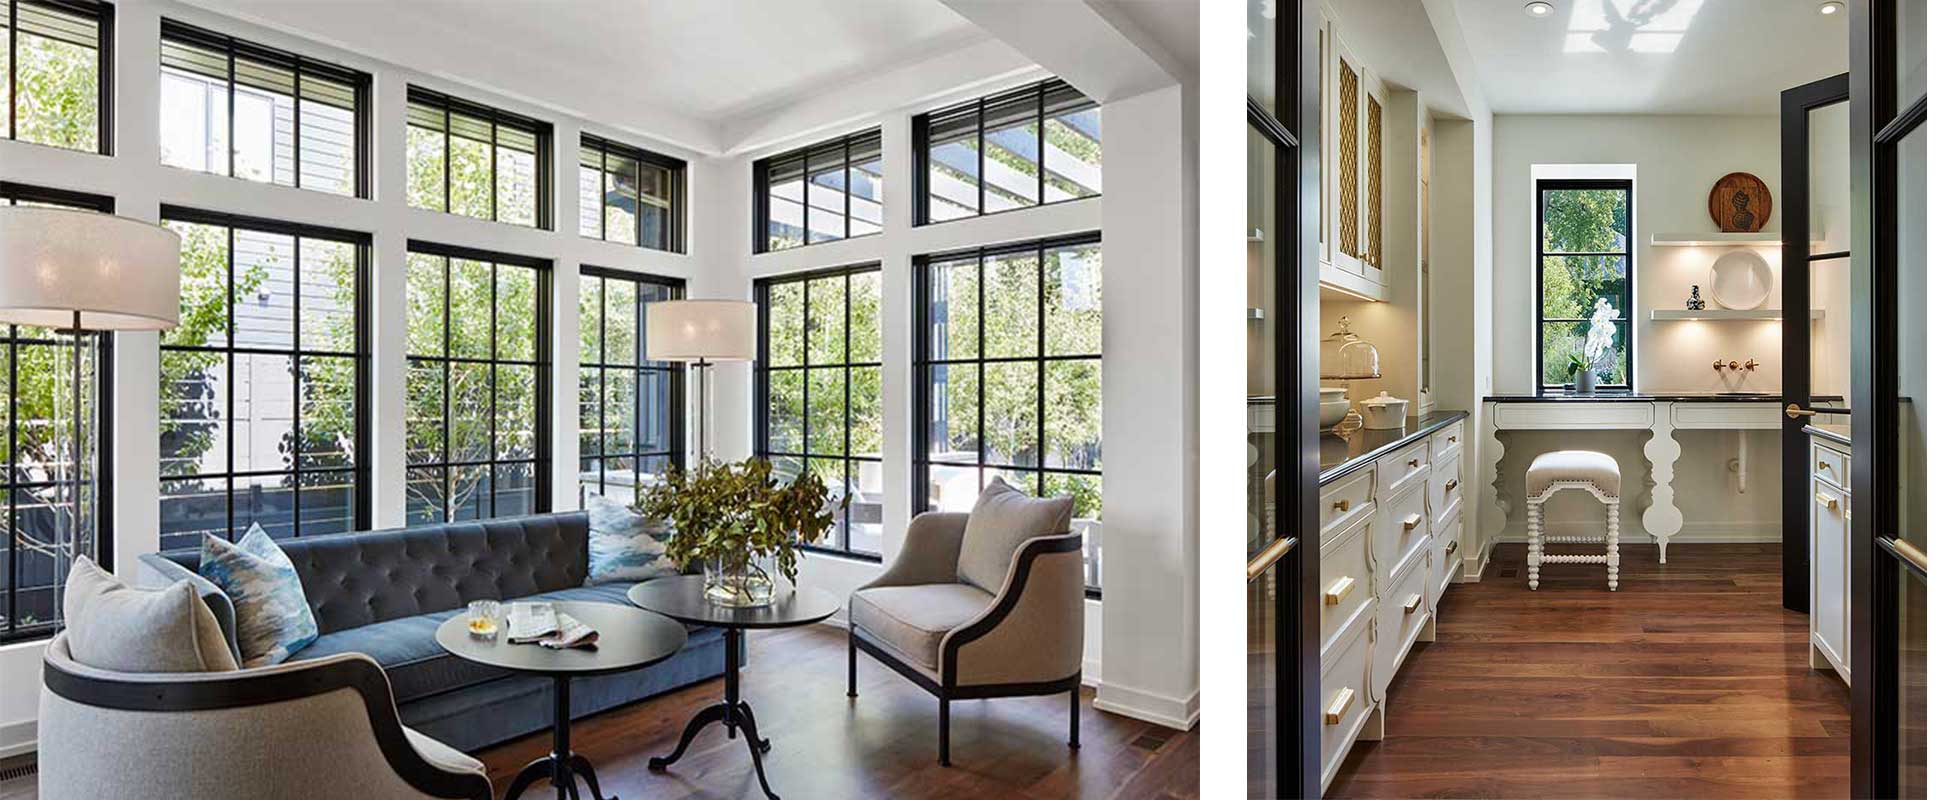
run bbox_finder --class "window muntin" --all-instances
[755,264,883,557]
[406,88,551,229]
[1536,179,1633,391]
[158,20,367,197]
[915,235,1102,588]
[754,129,881,253]
[405,242,549,524]
[917,80,1101,225]
[0,183,112,644]
[577,135,686,253]
[157,207,368,553]
[577,267,684,503]
[4,0,110,154]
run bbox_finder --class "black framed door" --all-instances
[1779,73,1850,614]
[1847,0,1925,796]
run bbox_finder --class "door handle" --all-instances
[1324,686,1354,725]
[1785,403,1819,419]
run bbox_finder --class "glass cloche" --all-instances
[1322,316,1381,381]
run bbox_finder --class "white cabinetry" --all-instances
[1809,436,1851,684]
[1319,4,1387,301]
[1317,418,1465,790]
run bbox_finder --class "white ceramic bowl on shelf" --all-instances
[1320,387,1352,429]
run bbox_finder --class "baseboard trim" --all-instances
[1092,682,1198,730]
[0,719,35,761]
[1462,539,1495,583]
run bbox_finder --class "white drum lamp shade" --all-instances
[0,207,181,331]
[642,299,756,362]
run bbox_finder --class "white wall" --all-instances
[1486,114,1790,543]
[0,0,715,757]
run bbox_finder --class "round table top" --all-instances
[435,600,688,677]
[628,575,841,630]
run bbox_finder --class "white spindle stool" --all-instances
[1525,450,1623,591]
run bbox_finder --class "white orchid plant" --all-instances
[1569,298,1620,378]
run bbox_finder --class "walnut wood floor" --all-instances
[478,623,1197,800]
[1326,542,1851,800]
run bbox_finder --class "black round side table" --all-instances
[437,600,688,800]
[628,575,840,800]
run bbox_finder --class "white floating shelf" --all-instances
[1650,308,1823,320]
[1650,231,1824,247]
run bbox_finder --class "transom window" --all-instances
[1537,179,1633,391]
[755,130,882,252]
[578,267,685,504]
[0,182,112,645]
[917,79,1101,225]
[3,0,111,154]
[407,88,551,229]
[158,207,370,552]
[914,235,1103,589]
[755,264,883,558]
[577,135,686,253]
[159,19,369,197]
[405,242,550,524]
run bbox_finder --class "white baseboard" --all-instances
[0,719,34,760]
[1462,540,1495,582]
[1082,657,1101,688]
[1092,682,1198,730]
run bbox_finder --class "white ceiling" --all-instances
[182,0,989,153]
[1454,0,1849,114]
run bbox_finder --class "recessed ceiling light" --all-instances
[1525,1,1556,17]
[1819,1,1844,15]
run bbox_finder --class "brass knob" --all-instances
[1818,460,1831,471]
[1332,499,1351,512]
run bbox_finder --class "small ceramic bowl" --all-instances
[1320,387,1351,429]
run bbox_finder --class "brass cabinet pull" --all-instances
[1403,593,1423,613]
[1785,403,1819,419]
[1402,513,1423,530]
[1324,575,1356,605]
[1445,539,1459,555]
[1332,499,1351,512]
[1447,435,1458,444]
[1816,492,1839,510]
[1818,460,1832,471]
[1324,686,1354,725]
[1408,458,1420,468]
[1445,478,1459,491]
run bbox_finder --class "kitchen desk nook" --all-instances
[1481,394,1788,563]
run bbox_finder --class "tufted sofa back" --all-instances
[158,512,590,636]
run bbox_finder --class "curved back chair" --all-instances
[39,633,493,800]
[847,511,1085,766]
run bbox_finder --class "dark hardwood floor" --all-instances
[1326,542,1851,800]
[479,623,1198,799]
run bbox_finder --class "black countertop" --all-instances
[1485,393,1845,403]
[1321,410,1469,483]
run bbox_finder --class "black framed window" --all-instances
[577,266,684,504]
[157,206,370,552]
[405,241,550,524]
[0,183,113,644]
[577,135,685,253]
[914,234,1102,589]
[406,87,551,229]
[158,19,369,197]
[1537,178,1633,391]
[754,129,882,253]
[4,0,111,154]
[755,263,883,558]
[916,79,1101,225]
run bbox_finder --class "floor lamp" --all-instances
[0,208,180,612]
[641,299,755,466]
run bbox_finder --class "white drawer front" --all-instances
[1493,401,1655,430]
[1432,421,1464,463]
[1432,512,1463,608]
[1374,547,1431,694]
[1376,480,1431,588]
[1320,611,1374,789]
[1671,402,1781,430]
[1377,441,1432,498]
[1319,519,1374,655]
[1429,454,1463,523]
[1321,467,1377,537]
[1814,443,1850,490]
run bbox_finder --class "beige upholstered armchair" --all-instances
[847,493,1085,767]
[39,632,493,800]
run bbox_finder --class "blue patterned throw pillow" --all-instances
[586,492,679,584]
[199,525,319,667]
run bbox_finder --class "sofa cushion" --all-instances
[62,556,239,673]
[585,493,679,585]
[295,582,651,703]
[850,583,994,671]
[956,479,1074,595]
[200,525,320,666]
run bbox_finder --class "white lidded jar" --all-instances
[1360,391,1410,430]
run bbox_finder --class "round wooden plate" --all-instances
[1708,172,1772,232]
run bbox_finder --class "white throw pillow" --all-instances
[586,492,680,584]
[62,555,238,673]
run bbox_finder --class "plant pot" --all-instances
[1572,370,1597,395]
[704,553,778,607]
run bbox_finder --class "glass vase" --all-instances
[704,552,777,607]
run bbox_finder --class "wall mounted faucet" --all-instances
[1713,358,1762,372]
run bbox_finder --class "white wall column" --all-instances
[1095,84,1199,730]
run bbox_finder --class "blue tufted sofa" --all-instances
[137,511,726,753]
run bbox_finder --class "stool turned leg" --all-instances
[1606,500,1620,592]
[1526,500,1542,590]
